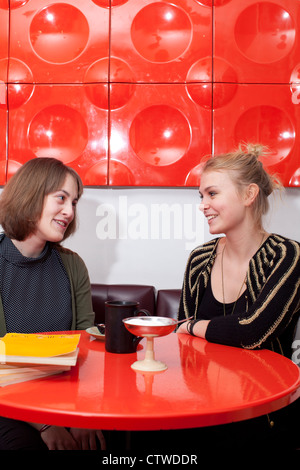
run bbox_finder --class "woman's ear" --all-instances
[244,183,259,206]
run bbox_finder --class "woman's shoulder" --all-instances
[263,234,300,267]
[54,244,85,267]
[188,237,221,264]
[190,237,221,255]
[267,233,300,251]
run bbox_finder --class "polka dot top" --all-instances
[0,234,72,333]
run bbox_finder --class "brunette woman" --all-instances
[0,158,105,450]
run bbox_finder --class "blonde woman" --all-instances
[177,145,299,357]
[176,145,300,449]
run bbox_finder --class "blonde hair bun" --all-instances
[201,142,283,229]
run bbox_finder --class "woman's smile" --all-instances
[199,170,247,235]
[33,173,78,250]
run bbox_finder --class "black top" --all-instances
[0,234,72,333]
[178,235,300,357]
[197,276,248,319]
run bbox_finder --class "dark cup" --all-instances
[105,300,150,353]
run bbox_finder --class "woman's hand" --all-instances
[176,321,190,335]
[176,319,210,338]
[40,426,77,450]
[69,428,106,450]
[40,425,106,450]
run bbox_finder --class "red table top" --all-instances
[0,331,299,430]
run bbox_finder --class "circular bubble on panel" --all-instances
[91,0,128,6]
[28,105,88,163]
[289,168,300,186]
[8,83,35,109]
[109,83,136,110]
[234,105,295,166]
[129,105,191,166]
[7,160,23,179]
[110,57,136,83]
[185,163,205,186]
[84,159,107,185]
[29,4,89,64]
[291,64,300,82]
[212,82,238,109]
[212,56,238,80]
[108,160,135,185]
[6,58,33,82]
[84,57,136,109]
[0,0,29,8]
[0,60,8,110]
[234,2,295,64]
[84,159,134,185]
[85,83,109,110]
[195,0,231,6]
[186,57,238,108]
[84,58,109,109]
[0,59,34,109]
[3,59,34,108]
[211,57,239,109]
[0,85,6,111]
[186,57,211,82]
[84,57,109,82]
[0,160,22,180]
[290,84,300,105]
[186,83,212,109]
[131,2,192,63]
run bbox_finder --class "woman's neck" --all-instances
[11,237,46,258]
[221,226,268,262]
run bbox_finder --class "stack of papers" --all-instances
[0,333,80,387]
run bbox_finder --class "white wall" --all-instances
[63,187,300,290]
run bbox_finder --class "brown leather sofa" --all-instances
[91,284,156,324]
[91,284,181,323]
[156,289,181,319]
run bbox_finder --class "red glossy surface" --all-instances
[9,0,109,84]
[0,1,299,186]
[0,91,6,184]
[213,84,300,187]
[109,83,211,186]
[0,2,9,70]
[111,0,212,83]
[7,85,108,184]
[214,0,300,84]
[0,3,8,184]
[0,332,298,430]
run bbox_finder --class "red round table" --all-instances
[0,331,299,430]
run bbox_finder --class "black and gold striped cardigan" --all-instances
[178,234,300,357]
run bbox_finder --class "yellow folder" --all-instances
[0,333,80,358]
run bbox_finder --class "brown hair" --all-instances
[0,158,83,241]
[201,143,283,229]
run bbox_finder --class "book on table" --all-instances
[0,333,80,386]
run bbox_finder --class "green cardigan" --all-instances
[0,245,95,337]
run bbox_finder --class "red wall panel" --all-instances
[110,0,212,83]
[9,0,109,84]
[0,2,9,182]
[0,0,299,186]
[0,82,7,185]
[213,83,299,186]
[109,83,211,186]
[214,0,300,84]
[7,84,108,184]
